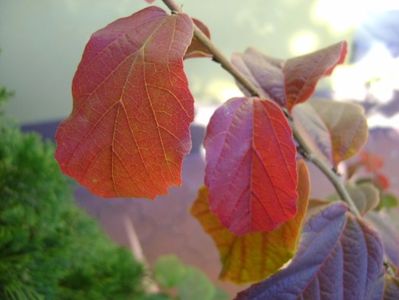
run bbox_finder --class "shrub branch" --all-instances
[161,0,361,218]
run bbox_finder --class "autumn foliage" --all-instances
[56,7,195,199]
[55,1,399,299]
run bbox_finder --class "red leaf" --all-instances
[284,41,347,111]
[191,160,310,284]
[360,151,384,172]
[184,18,213,59]
[232,42,347,111]
[55,7,195,198]
[375,172,390,190]
[231,48,285,105]
[204,97,298,235]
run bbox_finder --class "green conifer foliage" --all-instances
[0,91,157,300]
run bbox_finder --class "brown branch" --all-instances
[162,0,262,98]
[160,0,360,217]
[292,125,361,216]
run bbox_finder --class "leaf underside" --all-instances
[236,203,385,300]
[55,7,195,198]
[204,97,298,235]
[232,42,347,111]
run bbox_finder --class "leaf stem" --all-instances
[161,0,262,97]
[292,125,361,217]
[160,0,360,218]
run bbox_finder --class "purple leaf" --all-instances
[236,203,385,300]
[231,48,285,106]
[204,97,297,235]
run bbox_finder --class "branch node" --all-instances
[283,108,293,121]
[212,57,220,64]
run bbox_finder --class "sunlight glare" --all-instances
[289,30,319,56]
[205,79,243,103]
[332,43,399,104]
[312,0,367,33]
[313,0,399,34]
[368,113,399,130]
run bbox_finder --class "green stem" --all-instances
[160,0,360,218]
[292,125,361,217]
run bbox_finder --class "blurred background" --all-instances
[2,0,399,127]
[1,0,399,298]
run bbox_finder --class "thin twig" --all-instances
[292,125,361,217]
[123,216,160,293]
[162,0,262,97]
[160,0,360,217]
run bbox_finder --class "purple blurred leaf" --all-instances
[367,211,399,269]
[236,203,385,300]
[378,90,399,117]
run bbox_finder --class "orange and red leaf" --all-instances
[232,42,347,111]
[55,7,195,198]
[284,41,347,111]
